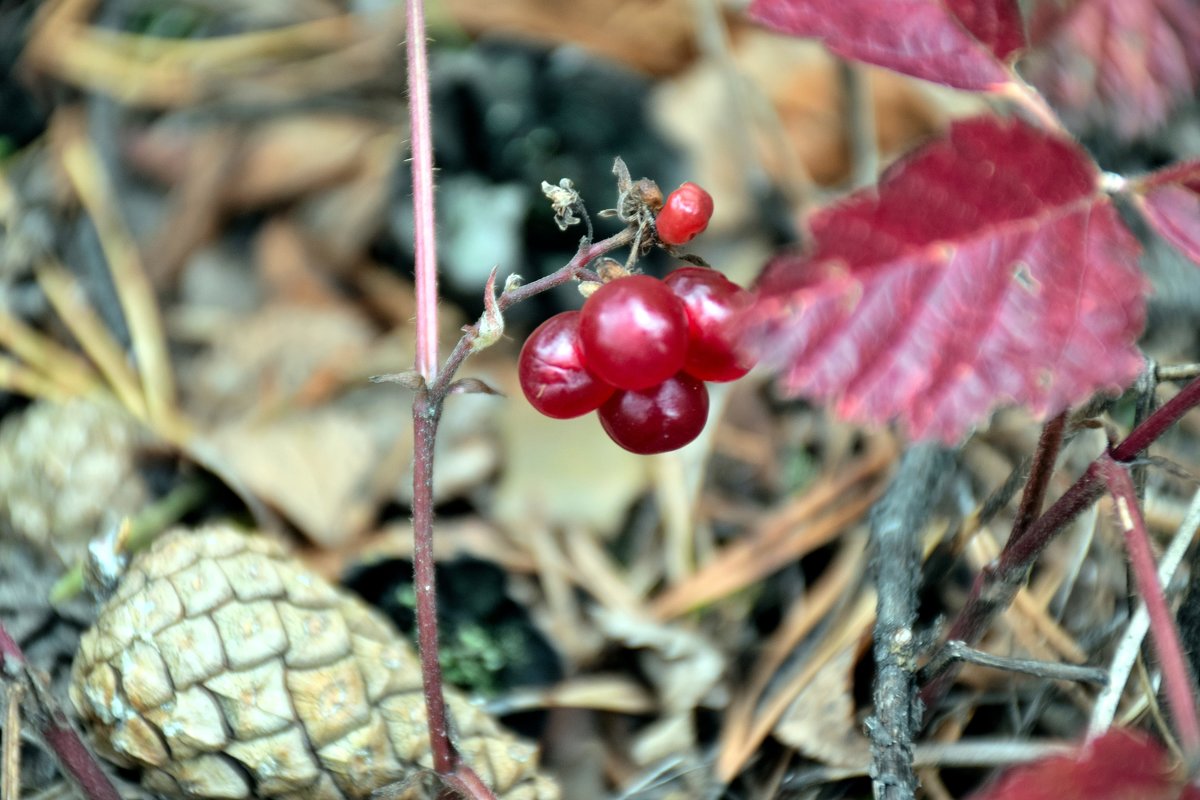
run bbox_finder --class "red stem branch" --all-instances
[1097,458,1200,755]
[1008,412,1066,547]
[921,376,1200,715]
[0,624,121,800]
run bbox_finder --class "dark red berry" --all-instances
[598,372,709,454]
[656,182,714,246]
[519,311,615,418]
[664,267,755,382]
[579,275,689,391]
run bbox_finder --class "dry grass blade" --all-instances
[650,437,894,619]
[53,112,179,435]
[718,593,876,782]
[718,533,866,765]
[35,259,148,420]
[0,356,73,402]
[0,308,100,396]
[25,0,393,108]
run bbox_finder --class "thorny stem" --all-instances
[0,624,121,800]
[407,0,439,382]
[1098,459,1200,757]
[921,376,1200,716]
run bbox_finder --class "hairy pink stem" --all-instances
[1098,458,1200,755]
[0,624,121,800]
[401,229,629,798]
[407,0,439,382]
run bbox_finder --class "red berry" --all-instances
[598,372,709,454]
[579,275,689,390]
[656,182,714,246]
[519,311,615,419]
[664,267,755,382]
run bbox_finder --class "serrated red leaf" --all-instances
[748,0,1024,90]
[1023,0,1200,141]
[970,729,1190,800]
[1135,160,1200,268]
[746,116,1146,442]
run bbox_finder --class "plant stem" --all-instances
[402,227,635,800]
[410,392,455,777]
[1097,458,1200,755]
[407,0,439,383]
[1008,412,1066,547]
[0,624,121,800]
[920,376,1200,715]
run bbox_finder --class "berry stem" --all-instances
[0,623,122,800]
[407,0,439,383]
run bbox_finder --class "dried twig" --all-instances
[867,443,958,800]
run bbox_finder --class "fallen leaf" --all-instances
[127,114,393,209]
[774,637,870,767]
[493,365,649,539]
[746,116,1146,442]
[204,407,377,549]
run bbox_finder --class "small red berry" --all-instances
[656,182,714,246]
[579,275,689,391]
[664,267,755,382]
[598,372,709,454]
[519,311,615,419]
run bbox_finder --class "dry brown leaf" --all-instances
[442,0,698,76]
[203,406,378,548]
[773,637,870,768]
[652,31,984,222]
[591,607,726,766]
[126,114,395,209]
[493,365,649,539]
[180,302,375,421]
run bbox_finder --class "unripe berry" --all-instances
[656,182,714,246]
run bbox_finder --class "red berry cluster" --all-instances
[519,267,754,454]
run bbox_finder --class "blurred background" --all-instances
[2,1,1200,798]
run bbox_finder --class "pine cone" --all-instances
[0,398,151,564]
[70,525,561,800]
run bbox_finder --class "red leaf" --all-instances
[748,0,1024,90]
[746,116,1146,442]
[970,729,1190,800]
[1134,160,1200,268]
[1023,0,1200,141]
